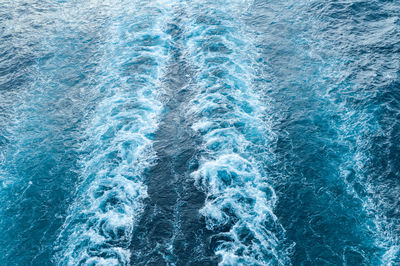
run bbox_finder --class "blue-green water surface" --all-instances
[0,0,399,265]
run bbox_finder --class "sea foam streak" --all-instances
[53,1,171,265]
[184,1,291,265]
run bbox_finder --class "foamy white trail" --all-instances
[53,1,172,265]
[183,1,291,265]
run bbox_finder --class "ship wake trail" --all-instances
[53,1,171,265]
[130,4,219,264]
[183,0,292,264]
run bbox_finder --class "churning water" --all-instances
[0,0,399,265]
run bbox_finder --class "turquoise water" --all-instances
[0,0,399,265]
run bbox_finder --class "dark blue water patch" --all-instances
[310,1,400,263]
[130,10,219,265]
[244,0,400,264]
[354,70,400,265]
[271,118,380,264]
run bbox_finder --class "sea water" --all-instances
[0,0,399,265]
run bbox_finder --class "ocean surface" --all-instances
[0,0,399,265]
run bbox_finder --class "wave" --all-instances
[53,1,172,265]
[183,1,292,265]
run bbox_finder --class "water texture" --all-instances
[0,0,399,265]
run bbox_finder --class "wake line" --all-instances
[183,1,292,265]
[53,1,172,265]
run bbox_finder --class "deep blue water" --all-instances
[0,0,399,265]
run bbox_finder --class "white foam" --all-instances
[53,1,172,265]
[382,245,400,266]
[183,1,291,264]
